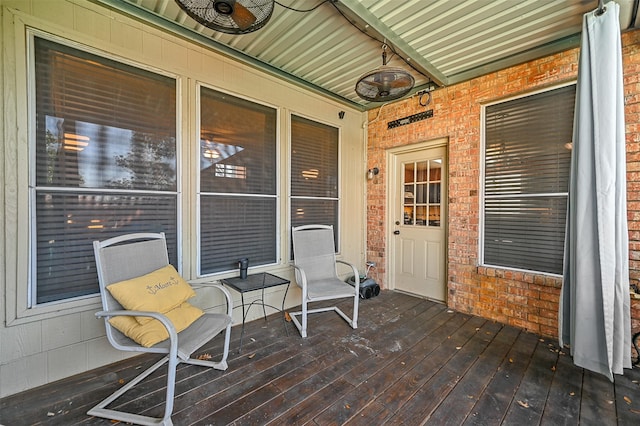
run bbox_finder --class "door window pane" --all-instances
[402,158,442,228]
[416,184,427,204]
[416,161,428,182]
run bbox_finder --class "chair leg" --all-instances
[333,307,356,329]
[184,323,232,371]
[89,324,232,426]
[87,356,176,426]
[301,299,308,338]
[291,304,363,337]
[288,309,308,338]
[219,320,231,367]
[352,292,359,329]
[288,303,308,338]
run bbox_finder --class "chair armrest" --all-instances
[190,282,234,317]
[96,310,178,340]
[291,264,308,287]
[336,260,360,297]
[336,260,360,283]
[292,264,310,301]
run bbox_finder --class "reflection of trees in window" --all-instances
[111,132,176,190]
[44,129,59,185]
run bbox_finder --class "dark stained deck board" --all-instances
[222,296,435,425]
[383,317,501,424]
[580,369,618,426]
[238,357,356,425]
[500,336,558,425]
[338,312,477,426]
[174,293,430,424]
[256,299,447,424]
[425,324,522,424]
[462,329,541,425]
[334,309,462,401]
[190,290,428,419]
[199,336,358,424]
[306,303,455,425]
[615,364,640,423]
[339,400,391,426]
[1,291,639,426]
[540,343,584,425]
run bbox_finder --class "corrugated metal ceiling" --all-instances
[95,0,637,110]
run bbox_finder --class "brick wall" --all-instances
[624,30,640,361]
[366,30,640,353]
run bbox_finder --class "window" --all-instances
[290,115,339,249]
[198,87,278,275]
[403,159,442,227]
[31,36,178,305]
[482,85,575,275]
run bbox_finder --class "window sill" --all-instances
[477,265,562,289]
[8,295,103,327]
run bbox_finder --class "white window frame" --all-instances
[26,29,182,311]
[195,82,281,278]
[288,112,342,254]
[479,82,575,276]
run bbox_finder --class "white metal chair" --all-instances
[290,225,359,338]
[89,232,232,426]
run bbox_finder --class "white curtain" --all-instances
[559,1,631,381]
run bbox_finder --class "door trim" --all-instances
[385,138,449,296]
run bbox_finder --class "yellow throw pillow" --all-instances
[107,264,195,325]
[108,302,204,347]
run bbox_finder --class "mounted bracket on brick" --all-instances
[387,110,434,129]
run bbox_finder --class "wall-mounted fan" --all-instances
[175,0,275,35]
[355,44,415,102]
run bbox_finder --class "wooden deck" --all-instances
[1,291,640,425]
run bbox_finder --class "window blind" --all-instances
[200,196,277,273]
[483,85,575,275]
[290,115,339,252]
[198,87,277,275]
[35,193,178,303]
[32,36,178,304]
[291,116,338,198]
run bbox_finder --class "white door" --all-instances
[390,145,447,301]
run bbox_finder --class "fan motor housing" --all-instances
[214,1,234,15]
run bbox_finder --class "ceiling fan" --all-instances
[174,0,275,35]
[355,44,415,102]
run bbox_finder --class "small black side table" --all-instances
[221,272,290,352]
